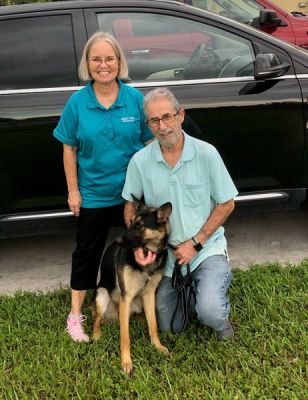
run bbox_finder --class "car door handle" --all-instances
[130,49,150,55]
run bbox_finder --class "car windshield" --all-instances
[191,0,263,24]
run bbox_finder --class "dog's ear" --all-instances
[131,194,146,210]
[157,202,172,223]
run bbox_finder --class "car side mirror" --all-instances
[254,53,290,80]
[252,9,288,28]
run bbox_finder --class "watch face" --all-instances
[194,242,203,252]
[192,237,203,252]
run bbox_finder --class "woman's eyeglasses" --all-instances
[89,56,118,66]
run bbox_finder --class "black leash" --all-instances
[168,244,196,333]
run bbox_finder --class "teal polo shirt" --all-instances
[122,132,238,277]
[53,80,153,208]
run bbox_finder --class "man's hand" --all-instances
[173,198,235,264]
[173,240,196,265]
[124,201,136,228]
[133,247,156,266]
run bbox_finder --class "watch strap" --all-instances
[191,236,203,252]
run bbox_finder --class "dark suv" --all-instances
[1,0,308,235]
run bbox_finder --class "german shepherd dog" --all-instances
[92,197,172,374]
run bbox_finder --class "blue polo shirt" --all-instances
[53,80,153,208]
[122,132,238,277]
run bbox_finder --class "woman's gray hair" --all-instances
[143,88,181,115]
[78,31,129,81]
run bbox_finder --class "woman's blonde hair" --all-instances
[78,31,129,81]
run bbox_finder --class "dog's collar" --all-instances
[167,243,177,251]
[150,243,177,254]
[144,245,168,255]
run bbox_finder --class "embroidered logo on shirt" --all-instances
[121,116,136,123]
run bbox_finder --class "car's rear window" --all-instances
[0,14,78,90]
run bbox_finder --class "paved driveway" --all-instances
[0,206,307,294]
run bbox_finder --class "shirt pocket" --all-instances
[183,182,208,208]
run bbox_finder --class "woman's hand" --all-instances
[68,190,82,216]
[63,144,80,216]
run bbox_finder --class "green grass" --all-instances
[0,261,307,400]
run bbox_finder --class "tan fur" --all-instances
[93,266,167,373]
[118,266,168,373]
[92,200,172,374]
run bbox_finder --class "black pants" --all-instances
[70,204,125,290]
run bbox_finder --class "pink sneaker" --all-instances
[66,314,90,342]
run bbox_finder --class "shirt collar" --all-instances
[86,79,126,109]
[153,131,196,163]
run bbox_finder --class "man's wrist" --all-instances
[191,236,203,252]
[196,227,208,244]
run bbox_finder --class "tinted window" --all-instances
[0,15,78,90]
[191,0,262,23]
[97,12,255,82]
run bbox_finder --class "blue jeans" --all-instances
[156,255,232,333]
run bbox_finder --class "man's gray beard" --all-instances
[158,130,181,148]
[159,139,174,148]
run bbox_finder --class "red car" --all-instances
[184,0,308,48]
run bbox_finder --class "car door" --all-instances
[84,6,304,203]
[0,9,87,216]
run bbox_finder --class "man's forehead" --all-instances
[146,98,176,116]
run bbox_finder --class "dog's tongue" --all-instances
[142,249,157,264]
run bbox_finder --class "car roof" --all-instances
[0,0,185,13]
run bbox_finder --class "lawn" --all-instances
[0,261,307,399]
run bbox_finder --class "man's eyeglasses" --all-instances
[89,56,118,66]
[147,112,179,127]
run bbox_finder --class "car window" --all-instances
[0,14,78,90]
[97,12,255,82]
[191,0,262,24]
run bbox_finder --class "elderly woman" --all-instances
[53,31,153,342]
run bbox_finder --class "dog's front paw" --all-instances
[152,338,169,354]
[121,356,133,374]
[155,343,169,355]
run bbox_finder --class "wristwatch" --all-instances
[191,236,203,252]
